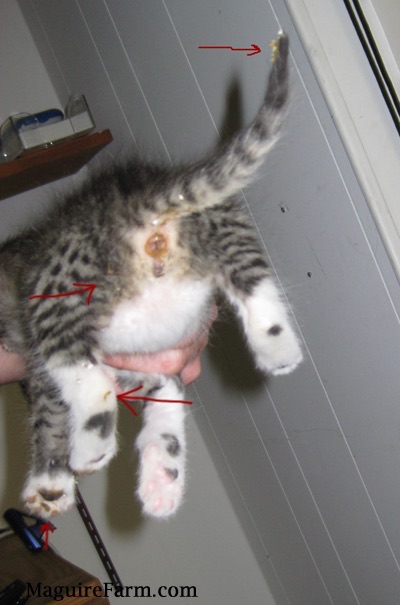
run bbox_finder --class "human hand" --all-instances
[104,301,218,385]
[0,345,27,385]
[0,302,217,387]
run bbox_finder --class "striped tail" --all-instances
[153,32,289,219]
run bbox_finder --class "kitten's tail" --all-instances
[155,32,289,218]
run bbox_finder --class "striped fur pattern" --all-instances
[0,33,302,518]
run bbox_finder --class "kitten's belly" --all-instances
[101,277,212,354]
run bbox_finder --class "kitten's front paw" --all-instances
[137,440,185,518]
[22,472,76,518]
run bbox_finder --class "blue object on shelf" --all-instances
[3,508,56,553]
[13,109,64,132]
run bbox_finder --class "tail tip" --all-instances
[270,30,289,64]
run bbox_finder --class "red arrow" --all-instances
[198,44,261,57]
[29,282,96,305]
[40,523,55,551]
[117,393,139,417]
[117,385,192,416]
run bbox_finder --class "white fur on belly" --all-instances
[101,277,212,354]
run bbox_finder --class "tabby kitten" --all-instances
[0,32,302,519]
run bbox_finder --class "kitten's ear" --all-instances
[173,32,290,211]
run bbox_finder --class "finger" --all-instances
[104,300,217,376]
[209,299,219,323]
[180,357,202,385]
[0,347,27,384]
[104,326,210,376]
[104,349,187,376]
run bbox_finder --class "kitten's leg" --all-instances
[135,377,187,518]
[21,373,76,517]
[228,278,303,375]
[214,204,303,375]
[50,362,118,474]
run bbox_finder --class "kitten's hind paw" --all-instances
[257,324,303,376]
[254,328,303,376]
[137,442,184,518]
[243,281,303,376]
[22,472,76,518]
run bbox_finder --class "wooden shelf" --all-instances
[0,534,110,604]
[0,129,113,200]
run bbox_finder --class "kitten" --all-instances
[0,32,302,519]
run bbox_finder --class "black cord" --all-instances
[75,487,124,590]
